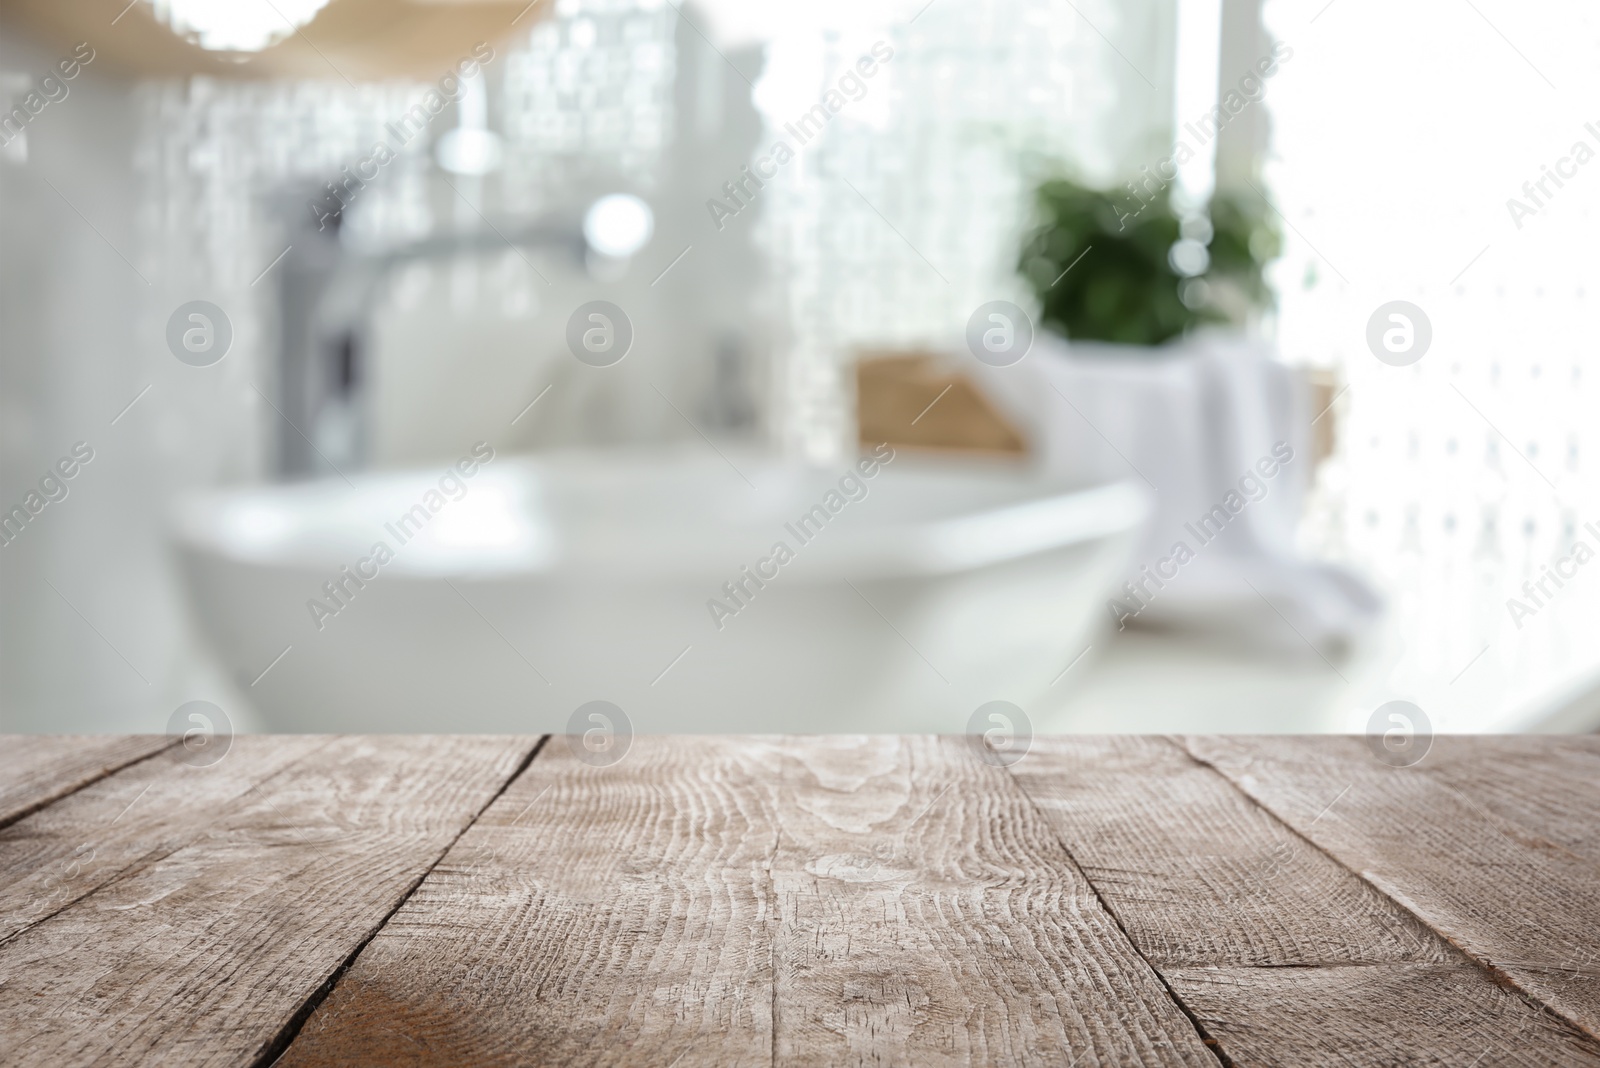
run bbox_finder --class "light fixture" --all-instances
[147,0,334,52]
[583,194,654,260]
[435,73,504,176]
[436,129,504,176]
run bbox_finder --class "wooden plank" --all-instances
[1406,736,1600,862]
[767,735,1219,1067]
[0,735,332,941]
[0,735,538,1068]
[1008,736,1600,1066]
[279,735,1221,1067]
[1008,736,1444,968]
[1185,735,1600,1042]
[275,735,781,1068]
[1159,963,1600,1067]
[0,735,175,829]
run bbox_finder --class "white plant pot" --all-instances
[982,331,1307,559]
[973,330,1379,654]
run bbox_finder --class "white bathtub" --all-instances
[172,449,1147,733]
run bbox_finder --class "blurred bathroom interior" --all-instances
[3,0,1598,736]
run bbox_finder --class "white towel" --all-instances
[974,330,1381,657]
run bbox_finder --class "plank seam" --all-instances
[247,734,550,1068]
[1002,746,1237,1068]
[770,736,787,1068]
[0,737,182,833]
[0,842,186,951]
[1172,735,1600,1049]
[0,736,343,948]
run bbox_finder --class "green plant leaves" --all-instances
[1018,176,1281,347]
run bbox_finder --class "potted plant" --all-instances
[1018,175,1281,347]
[986,174,1374,651]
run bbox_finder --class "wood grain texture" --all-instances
[1009,736,1600,1066]
[4,734,1598,1067]
[1185,735,1600,1043]
[0,735,331,942]
[0,736,175,829]
[0,734,538,1068]
[767,735,1218,1067]
[277,735,781,1068]
[1008,736,1439,969]
[1406,736,1600,862]
[1160,963,1600,1067]
[281,735,1221,1067]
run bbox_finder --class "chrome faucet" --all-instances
[270,192,649,478]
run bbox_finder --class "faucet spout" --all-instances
[270,199,587,479]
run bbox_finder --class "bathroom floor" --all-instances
[3,734,1597,1065]
[1043,624,1600,735]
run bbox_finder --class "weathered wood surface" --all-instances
[1402,735,1600,862]
[277,735,779,1068]
[0,735,175,829]
[1185,735,1600,1043]
[1011,736,1600,1066]
[0,735,331,942]
[280,735,1219,1067]
[0,735,538,1068]
[765,735,1216,1066]
[1,734,1597,1067]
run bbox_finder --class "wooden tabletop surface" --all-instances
[1,734,1597,1067]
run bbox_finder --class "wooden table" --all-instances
[2,735,1597,1066]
